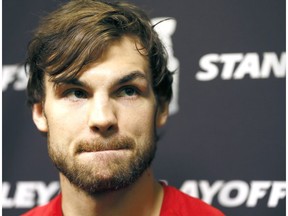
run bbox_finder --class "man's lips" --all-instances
[82,147,128,153]
[75,137,135,154]
[78,143,131,153]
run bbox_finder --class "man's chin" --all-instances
[66,169,143,195]
[57,157,144,194]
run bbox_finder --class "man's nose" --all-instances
[87,96,117,133]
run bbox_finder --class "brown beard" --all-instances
[47,134,157,195]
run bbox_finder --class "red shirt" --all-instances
[22,185,224,216]
[160,185,224,216]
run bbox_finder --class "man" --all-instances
[23,0,224,215]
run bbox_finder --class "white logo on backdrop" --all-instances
[2,181,60,208]
[2,64,27,91]
[196,52,286,81]
[2,17,180,115]
[181,180,286,208]
[152,17,180,115]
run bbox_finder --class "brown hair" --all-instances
[26,0,173,107]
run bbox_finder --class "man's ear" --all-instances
[32,103,48,132]
[156,102,169,128]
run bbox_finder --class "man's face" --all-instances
[32,36,168,194]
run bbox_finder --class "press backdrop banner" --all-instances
[3,0,286,215]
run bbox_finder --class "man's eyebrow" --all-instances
[54,78,86,87]
[53,71,148,88]
[117,71,148,85]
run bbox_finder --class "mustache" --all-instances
[75,136,135,153]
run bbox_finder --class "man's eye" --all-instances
[64,89,87,99]
[124,87,137,96]
[74,90,87,98]
[118,87,139,97]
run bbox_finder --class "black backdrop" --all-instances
[3,0,286,215]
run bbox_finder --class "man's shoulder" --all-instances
[161,184,225,216]
[21,194,62,216]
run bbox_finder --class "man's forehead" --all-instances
[45,36,152,85]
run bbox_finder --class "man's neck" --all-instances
[60,169,164,216]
